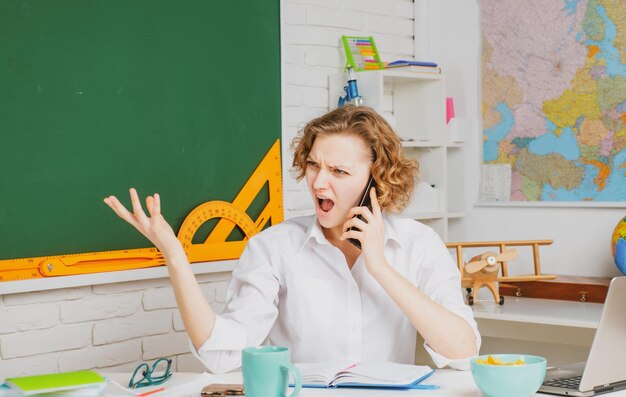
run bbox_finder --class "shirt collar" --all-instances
[300,214,404,251]
[300,215,328,250]
[382,215,403,248]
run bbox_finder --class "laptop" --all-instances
[539,276,626,396]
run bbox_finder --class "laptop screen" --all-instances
[579,276,626,391]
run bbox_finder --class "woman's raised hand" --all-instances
[106,189,216,347]
[103,188,183,257]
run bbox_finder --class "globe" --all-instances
[613,216,626,275]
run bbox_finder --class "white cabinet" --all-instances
[329,70,465,242]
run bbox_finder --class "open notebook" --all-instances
[295,360,437,389]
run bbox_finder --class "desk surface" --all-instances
[472,297,603,328]
[104,370,626,396]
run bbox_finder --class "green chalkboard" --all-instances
[0,1,281,260]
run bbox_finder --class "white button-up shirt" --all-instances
[192,215,480,373]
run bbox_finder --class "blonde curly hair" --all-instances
[291,105,419,213]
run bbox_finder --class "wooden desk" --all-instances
[472,296,603,328]
[415,297,602,368]
[104,370,626,396]
[472,297,602,367]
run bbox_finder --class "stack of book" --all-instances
[384,60,441,74]
[2,370,107,396]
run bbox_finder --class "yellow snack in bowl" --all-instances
[475,355,525,365]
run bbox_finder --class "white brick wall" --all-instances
[57,340,142,372]
[0,278,221,378]
[0,0,415,379]
[3,287,89,305]
[92,312,172,345]
[0,303,59,334]
[61,293,141,323]
[1,324,92,359]
[281,0,415,217]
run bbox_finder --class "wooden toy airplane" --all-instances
[446,240,556,305]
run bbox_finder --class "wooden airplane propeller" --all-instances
[465,249,518,274]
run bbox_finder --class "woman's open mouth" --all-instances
[317,196,335,213]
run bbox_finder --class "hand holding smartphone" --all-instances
[347,176,376,250]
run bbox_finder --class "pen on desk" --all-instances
[137,387,165,397]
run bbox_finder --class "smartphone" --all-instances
[347,176,376,250]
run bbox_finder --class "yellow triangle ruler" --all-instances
[0,140,283,282]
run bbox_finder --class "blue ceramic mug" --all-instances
[242,346,302,397]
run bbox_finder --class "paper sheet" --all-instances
[480,164,512,202]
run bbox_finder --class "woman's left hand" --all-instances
[340,187,389,276]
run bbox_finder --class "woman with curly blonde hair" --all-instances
[292,105,417,213]
[104,105,479,375]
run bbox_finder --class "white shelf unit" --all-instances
[329,69,465,241]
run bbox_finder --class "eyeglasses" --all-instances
[128,358,173,389]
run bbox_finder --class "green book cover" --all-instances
[5,370,105,395]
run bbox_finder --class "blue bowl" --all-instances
[470,354,547,397]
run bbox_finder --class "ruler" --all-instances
[0,140,283,281]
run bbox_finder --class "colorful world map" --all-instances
[482,0,626,202]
